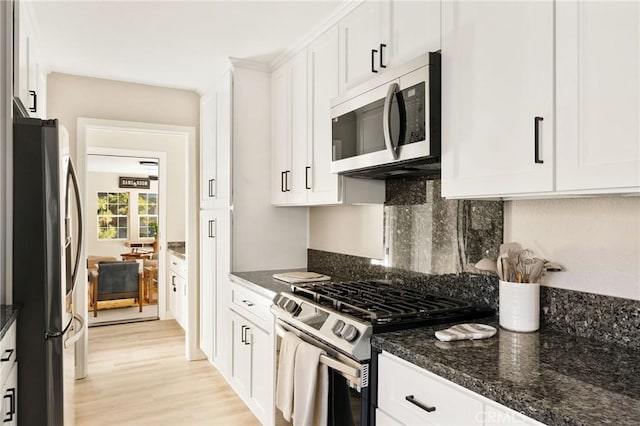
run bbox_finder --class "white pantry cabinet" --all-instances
[338,0,441,94]
[200,71,232,209]
[199,63,307,377]
[199,209,230,364]
[441,0,555,199]
[555,1,640,192]
[377,351,544,426]
[228,279,275,426]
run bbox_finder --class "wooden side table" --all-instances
[143,266,158,304]
[121,252,153,261]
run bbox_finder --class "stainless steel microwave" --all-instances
[330,52,440,178]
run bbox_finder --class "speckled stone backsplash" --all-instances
[384,178,503,274]
[309,248,640,348]
[540,287,640,349]
[308,249,500,310]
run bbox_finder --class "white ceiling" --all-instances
[30,0,345,94]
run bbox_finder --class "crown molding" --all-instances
[269,0,363,70]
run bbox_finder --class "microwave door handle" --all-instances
[383,82,400,160]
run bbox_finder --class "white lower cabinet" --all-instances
[377,351,544,426]
[1,323,17,426]
[168,254,187,330]
[228,280,275,426]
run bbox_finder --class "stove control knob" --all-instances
[284,299,299,314]
[341,325,359,342]
[276,296,288,309]
[332,320,345,336]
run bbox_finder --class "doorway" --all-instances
[75,118,201,381]
[86,153,162,326]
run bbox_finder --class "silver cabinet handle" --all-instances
[405,395,436,413]
[383,82,400,160]
[208,178,216,197]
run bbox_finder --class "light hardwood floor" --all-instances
[67,319,259,426]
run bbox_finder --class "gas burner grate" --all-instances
[292,280,489,328]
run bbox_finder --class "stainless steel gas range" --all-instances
[271,280,493,426]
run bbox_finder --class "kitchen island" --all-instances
[373,319,640,426]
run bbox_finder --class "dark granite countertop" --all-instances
[229,269,306,299]
[167,241,186,259]
[373,319,640,426]
[0,306,19,340]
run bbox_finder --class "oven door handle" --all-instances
[275,321,361,382]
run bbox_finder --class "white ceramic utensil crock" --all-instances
[499,280,540,332]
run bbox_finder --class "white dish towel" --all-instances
[275,332,302,421]
[293,340,329,426]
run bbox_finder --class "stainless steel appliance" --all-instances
[271,280,493,426]
[330,52,441,179]
[12,117,85,426]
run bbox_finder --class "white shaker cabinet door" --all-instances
[339,0,383,93]
[289,49,310,204]
[384,0,441,68]
[556,1,640,192]
[441,1,554,198]
[200,93,217,208]
[271,65,291,205]
[307,25,341,204]
[214,71,233,205]
[199,210,215,360]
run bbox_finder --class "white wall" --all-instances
[504,197,640,300]
[47,72,199,161]
[308,196,640,301]
[85,128,186,242]
[309,205,384,260]
[86,171,159,259]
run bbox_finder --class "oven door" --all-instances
[275,320,372,426]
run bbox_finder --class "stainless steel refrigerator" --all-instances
[12,117,85,426]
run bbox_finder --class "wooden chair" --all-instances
[89,261,143,317]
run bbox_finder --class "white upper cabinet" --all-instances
[339,1,383,93]
[289,49,310,204]
[556,1,640,192]
[200,71,232,209]
[441,1,555,198]
[384,0,441,68]
[200,93,217,207]
[270,64,290,205]
[271,28,385,206]
[307,26,341,204]
[338,0,441,94]
[14,0,46,119]
[271,49,310,205]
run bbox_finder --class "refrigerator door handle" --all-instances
[63,314,86,349]
[66,159,84,292]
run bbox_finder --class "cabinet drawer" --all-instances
[0,323,17,383]
[230,283,272,328]
[376,408,403,426]
[378,352,483,426]
[169,254,187,277]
